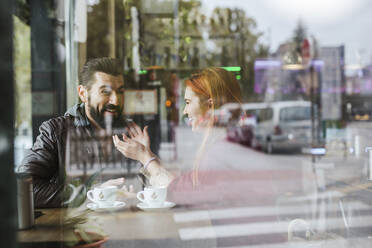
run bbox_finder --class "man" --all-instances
[19,57,128,208]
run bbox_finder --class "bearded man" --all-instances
[19,57,128,208]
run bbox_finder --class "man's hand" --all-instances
[126,122,150,149]
[100,177,125,188]
[100,178,136,199]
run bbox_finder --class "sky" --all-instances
[201,0,372,65]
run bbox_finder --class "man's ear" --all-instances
[77,85,88,103]
[207,98,213,109]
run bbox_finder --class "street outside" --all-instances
[154,125,372,247]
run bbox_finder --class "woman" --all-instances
[113,67,248,205]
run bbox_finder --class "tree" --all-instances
[293,19,307,54]
[209,7,269,100]
[13,15,31,129]
[129,1,269,99]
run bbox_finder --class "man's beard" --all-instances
[87,101,124,130]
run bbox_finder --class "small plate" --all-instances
[137,201,176,212]
[87,201,126,212]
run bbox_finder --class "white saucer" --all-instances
[137,201,176,211]
[87,201,126,212]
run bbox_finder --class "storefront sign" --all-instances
[124,90,158,115]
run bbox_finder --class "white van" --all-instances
[253,101,312,153]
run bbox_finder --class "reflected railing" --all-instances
[65,125,141,180]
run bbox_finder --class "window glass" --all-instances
[280,106,311,122]
[258,108,273,122]
[14,1,372,248]
[13,15,32,169]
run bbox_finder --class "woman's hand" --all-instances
[113,134,174,187]
[126,122,150,149]
[118,184,136,199]
[113,133,152,164]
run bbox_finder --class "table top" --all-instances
[18,195,370,248]
[17,202,214,247]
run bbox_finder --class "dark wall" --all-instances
[0,0,17,247]
[30,0,66,142]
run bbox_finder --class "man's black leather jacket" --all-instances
[18,103,94,208]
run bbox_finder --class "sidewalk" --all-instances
[309,153,372,205]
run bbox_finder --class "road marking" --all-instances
[218,237,370,248]
[173,201,369,223]
[279,190,345,202]
[336,181,372,194]
[178,215,372,240]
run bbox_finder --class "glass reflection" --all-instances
[14,1,372,248]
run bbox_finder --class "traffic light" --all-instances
[222,66,241,80]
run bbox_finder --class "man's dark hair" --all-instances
[79,57,123,89]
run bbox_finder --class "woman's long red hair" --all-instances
[185,67,242,185]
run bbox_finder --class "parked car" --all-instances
[226,113,255,147]
[351,107,371,121]
[253,101,312,154]
[215,103,255,147]
[241,102,270,149]
[215,103,241,126]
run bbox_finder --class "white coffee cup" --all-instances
[87,186,118,208]
[137,186,167,207]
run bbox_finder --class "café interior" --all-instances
[2,0,372,247]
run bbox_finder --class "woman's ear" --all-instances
[77,85,88,103]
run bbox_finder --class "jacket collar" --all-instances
[64,103,91,127]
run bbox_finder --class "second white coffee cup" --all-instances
[137,186,167,207]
